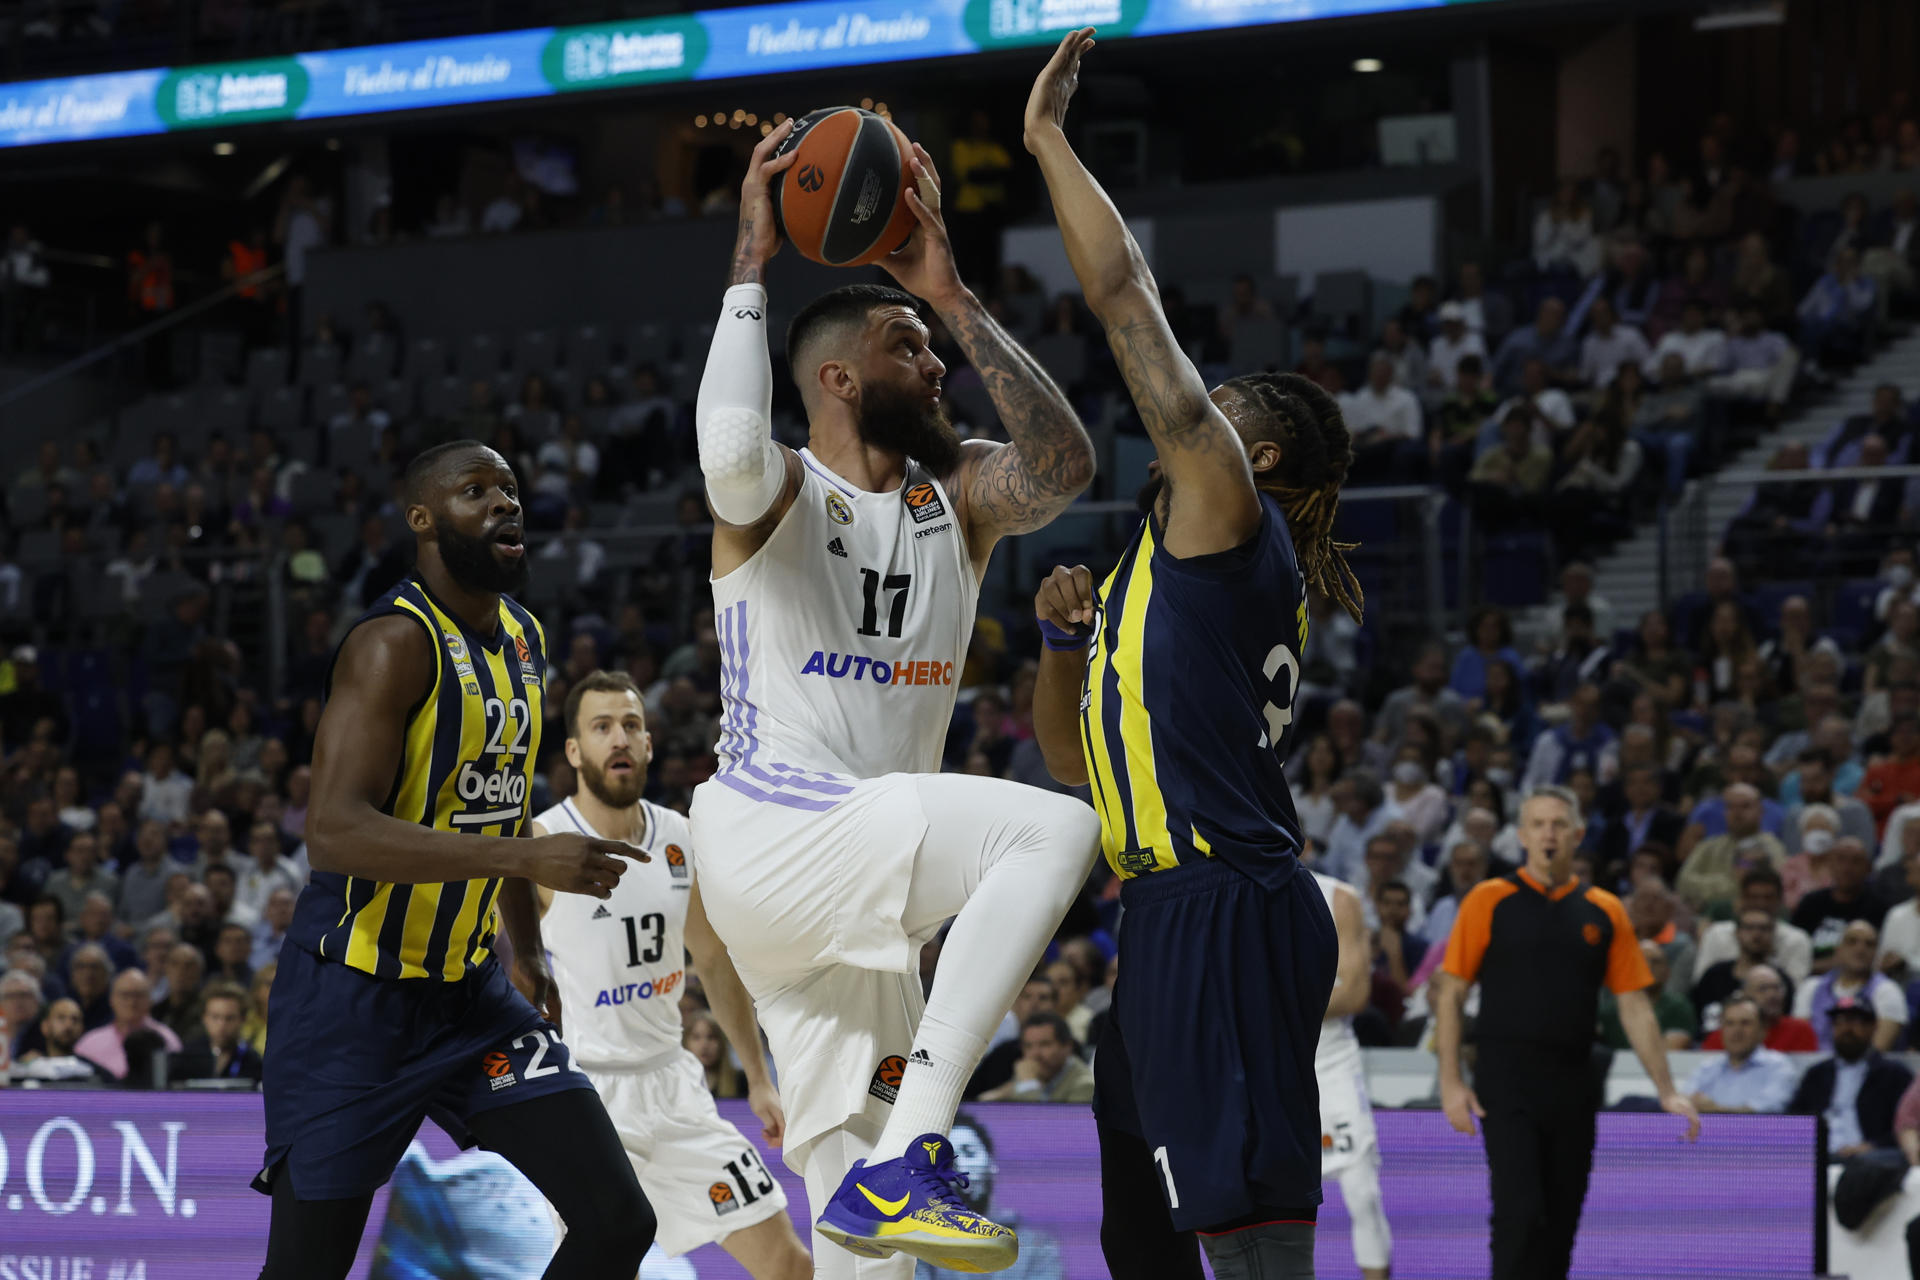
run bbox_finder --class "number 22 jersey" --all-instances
[1081,492,1309,890]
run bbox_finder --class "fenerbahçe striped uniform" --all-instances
[261,576,597,1201]
[1083,492,1338,1231]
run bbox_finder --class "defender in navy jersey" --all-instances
[257,440,656,1280]
[1026,31,1365,1280]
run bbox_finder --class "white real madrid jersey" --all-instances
[536,797,694,1071]
[708,448,979,790]
[1311,870,1364,1074]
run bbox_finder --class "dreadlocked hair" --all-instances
[1221,371,1365,624]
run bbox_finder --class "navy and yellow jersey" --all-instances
[288,577,549,981]
[1081,492,1310,891]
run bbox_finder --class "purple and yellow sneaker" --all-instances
[815,1133,1019,1273]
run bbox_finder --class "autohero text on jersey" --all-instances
[798,652,954,686]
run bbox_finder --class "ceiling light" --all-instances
[213,141,235,155]
[695,114,707,127]
[1352,57,1382,73]
[860,97,873,110]
[324,137,341,150]
[760,122,773,136]
[745,113,757,125]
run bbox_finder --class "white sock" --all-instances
[871,1011,985,1163]
[871,779,1102,1163]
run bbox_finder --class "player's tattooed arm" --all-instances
[727,118,796,286]
[942,293,1095,550]
[1023,28,1260,555]
[872,140,1093,552]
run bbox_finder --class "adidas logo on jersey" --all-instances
[592,904,612,919]
[827,537,848,558]
[908,1048,933,1066]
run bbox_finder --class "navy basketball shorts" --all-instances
[1094,858,1337,1232]
[258,940,596,1200]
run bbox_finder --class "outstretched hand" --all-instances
[730,117,798,284]
[1024,27,1096,153]
[521,831,646,900]
[880,142,965,307]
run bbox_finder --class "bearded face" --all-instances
[857,379,962,476]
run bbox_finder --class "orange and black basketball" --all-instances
[774,106,918,267]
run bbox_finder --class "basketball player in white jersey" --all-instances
[689,120,1101,1275]
[1312,870,1393,1279]
[530,670,812,1280]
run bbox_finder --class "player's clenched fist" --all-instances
[1035,564,1096,633]
[522,832,646,898]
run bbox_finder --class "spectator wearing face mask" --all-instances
[1677,784,1788,919]
[1382,745,1448,845]
[1781,805,1841,910]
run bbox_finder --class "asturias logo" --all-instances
[540,16,709,90]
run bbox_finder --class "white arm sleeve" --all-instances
[695,283,785,525]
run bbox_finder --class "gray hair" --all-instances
[0,968,43,999]
[70,942,115,975]
[1522,785,1584,826]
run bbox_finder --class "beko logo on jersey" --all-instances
[799,652,953,686]
[454,761,526,809]
[593,969,682,1007]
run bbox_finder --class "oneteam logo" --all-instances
[799,652,953,686]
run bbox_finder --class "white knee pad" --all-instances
[1338,1159,1392,1272]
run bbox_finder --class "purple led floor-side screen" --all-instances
[0,1094,1815,1279]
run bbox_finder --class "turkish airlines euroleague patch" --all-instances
[869,1053,906,1103]
[665,843,689,880]
[904,482,946,524]
[709,1182,741,1216]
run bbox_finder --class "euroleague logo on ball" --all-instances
[796,163,825,193]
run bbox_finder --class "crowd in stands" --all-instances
[8,87,1920,1144]
[1237,118,1920,569]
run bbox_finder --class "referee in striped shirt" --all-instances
[1434,785,1699,1280]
